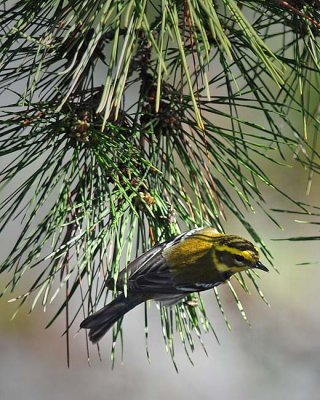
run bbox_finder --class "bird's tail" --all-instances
[80,293,143,343]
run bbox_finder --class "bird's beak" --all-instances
[254,261,269,272]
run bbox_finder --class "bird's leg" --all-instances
[184,295,198,307]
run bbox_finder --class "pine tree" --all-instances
[1,0,319,365]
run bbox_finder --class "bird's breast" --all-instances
[163,244,224,286]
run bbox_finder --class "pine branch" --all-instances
[1,0,320,365]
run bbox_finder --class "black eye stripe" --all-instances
[235,254,245,262]
[216,250,251,267]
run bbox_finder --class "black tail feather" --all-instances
[80,293,143,343]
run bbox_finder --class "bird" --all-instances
[80,227,268,343]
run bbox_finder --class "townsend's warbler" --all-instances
[80,227,268,343]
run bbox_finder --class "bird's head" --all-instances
[212,234,269,275]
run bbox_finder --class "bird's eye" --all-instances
[234,254,245,264]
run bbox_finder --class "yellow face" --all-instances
[213,246,259,274]
[211,235,268,274]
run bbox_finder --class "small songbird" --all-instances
[80,227,268,343]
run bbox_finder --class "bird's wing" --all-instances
[113,231,191,285]
[107,240,169,290]
[108,228,208,294]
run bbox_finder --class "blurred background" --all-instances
[1,160,320,400]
